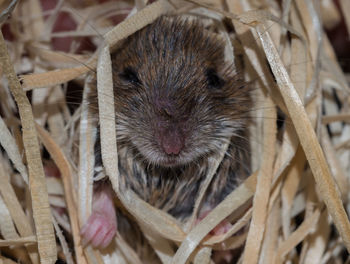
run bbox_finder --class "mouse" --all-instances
[80,14,251,251]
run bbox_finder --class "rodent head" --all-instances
[112,16,251,167]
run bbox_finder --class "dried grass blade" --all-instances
[275,209,321,263]
[0,256,17,264]
[302,210,330,264]
[322,114,350,124]
[35,124,88,264]
[256,23,350,253]
[52,217,74,264]
[140,225,175,264]
[319,238,344,264]
[50,29,110,38]
[32,87,50,126]
[104,0,174,47]
[272,120,299,180]
[290,2,308,101]
[122,189,186,241]
[0,161,39,263]
[210,233,247,251]
[0,116,28,183]
[97,45,119,191]
[47,87,67,145]
[242,97,276,264]
[281,146,305,239]
[115,235,143,264]
[78,78,97,223]
[294,0,319,63]
[0,0,18,24]
[259,197,280,264]
[21,65,93,90]
[321,127,349,200]
[0,196,18,240]
[339,0,350,36]
[0,32,56,264]
[0,237,37,247]
[193,247,211,264]
[27,0,44,39]
[322,36,349,91]
[294,0,323,102]
[28,44,90,67]
[320,0,341,29]
[188,142,229,231]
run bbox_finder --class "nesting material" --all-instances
[0,0,350,263]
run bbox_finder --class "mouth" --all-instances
[155,147,206,167]
[157,154,184,167]
[142,149,194,168]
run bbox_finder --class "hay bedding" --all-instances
[0,0,349,263]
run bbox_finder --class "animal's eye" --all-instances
[119,67,141,85]
[206,68,224,89]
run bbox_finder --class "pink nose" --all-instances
[162,139,183,155]
[160,130,184,155]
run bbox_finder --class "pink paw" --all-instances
[198,209,234,263]
[81,190,117,248]
[211,219,232,236]
[198,209,232,236]
[81,212,117,248]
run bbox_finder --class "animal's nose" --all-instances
[160,128,184,155]
[162,138,183,155]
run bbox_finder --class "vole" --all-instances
[81,15,251,250]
